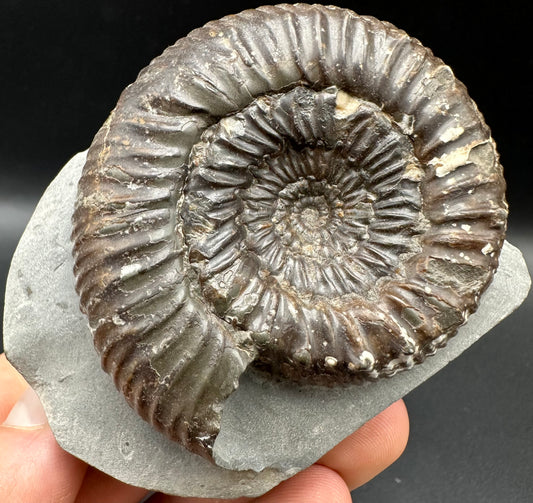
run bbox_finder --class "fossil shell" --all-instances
[72,4,507,460]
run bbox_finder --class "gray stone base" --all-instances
[3,152,530,498]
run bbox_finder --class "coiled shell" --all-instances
[72,4,507,460]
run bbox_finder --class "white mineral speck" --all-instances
[429,141,485,178]
[120,262,142,280]
[324,356,337,367]
[360,351,375,368]
[403,163,424,182]
[482,243,494,255]
[439,126,464,143]
[334,90,361,118]
[112,314,126,326]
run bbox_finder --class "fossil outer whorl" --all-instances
[72,4,507,460]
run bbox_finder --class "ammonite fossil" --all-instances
[72,4,507,461]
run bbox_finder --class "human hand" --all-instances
[0,353,408,502]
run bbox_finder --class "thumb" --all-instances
[2,387,48,428]
[0,356,87,502]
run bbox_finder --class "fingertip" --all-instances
[257,464,352,503]
[0,354,29,422]
[356,399,409,466]
[127,468,351,503]
[0,425,87,502]
[318,399,409,490]
[75,467,150,503]
[146,493,251,503]
[2,387,48,429]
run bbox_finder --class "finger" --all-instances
[0,417,88,502]
[147,492,252,503]
[0,354,29,421]
[75,467,150,503]
[318,399,409,491]
[255,464,352,503]
[148,465,351,503]
[0,355,88,503]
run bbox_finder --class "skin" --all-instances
[0,354,409,502]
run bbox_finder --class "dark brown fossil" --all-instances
[72,4,507,460]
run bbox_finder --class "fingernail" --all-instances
[2,387,48,428]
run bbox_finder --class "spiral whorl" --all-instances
[72,4,507,460]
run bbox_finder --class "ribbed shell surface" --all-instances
[72,4,507,460]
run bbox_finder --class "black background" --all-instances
[1,1,532,501]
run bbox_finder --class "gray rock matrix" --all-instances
[3,152,530,498]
